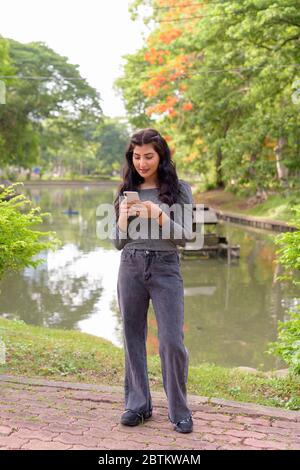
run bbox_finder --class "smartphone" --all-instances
[123,191,140,202]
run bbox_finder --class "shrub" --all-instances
[0,182,61,279]
[267,208,300,374]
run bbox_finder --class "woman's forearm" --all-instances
[117,214,128,233]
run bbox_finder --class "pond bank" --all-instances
[21,179,117,186]
[209,209,296,232]
[194,188,298,232]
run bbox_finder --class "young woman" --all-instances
[111,128,193,434]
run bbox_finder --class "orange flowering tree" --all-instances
[115,0,300,192]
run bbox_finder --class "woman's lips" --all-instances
[140,169,149,173]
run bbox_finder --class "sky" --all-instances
[0,0,150,118]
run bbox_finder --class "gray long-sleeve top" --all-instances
[110,179,193,251]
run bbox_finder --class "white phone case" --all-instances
[123,191,140,202]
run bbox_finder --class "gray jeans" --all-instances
[117,247,192,424]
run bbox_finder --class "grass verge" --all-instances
[0,317,299,410]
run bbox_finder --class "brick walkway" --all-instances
[0,374,299,450]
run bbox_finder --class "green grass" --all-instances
[0,317,299,410]
[245,194,300,223]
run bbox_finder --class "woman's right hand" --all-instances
[117,197,140,231]
[119,197,141,218]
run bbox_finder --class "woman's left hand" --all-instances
[130,201,161,219]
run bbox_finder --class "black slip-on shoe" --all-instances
[120,409,152,426]
[173,415,193,433]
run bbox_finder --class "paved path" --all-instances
[0,374,299,450]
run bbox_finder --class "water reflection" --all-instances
[0,183,298,371]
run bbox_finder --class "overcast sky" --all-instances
[0,0,150,118]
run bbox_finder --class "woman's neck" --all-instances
[138,184,159,189]
[138,176,159,189]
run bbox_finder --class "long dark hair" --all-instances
[113,128,180,219]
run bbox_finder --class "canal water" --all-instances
[0,183,299,371]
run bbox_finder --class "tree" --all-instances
[115,0,300,192]
[93,118,131,174]
[0,38,103,169]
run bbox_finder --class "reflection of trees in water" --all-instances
[0,267,104,330]
[180,226,296,369]
[185,286,287,370]
[108,296,123,348]
[146,303,159,356]
[24,185,115,252]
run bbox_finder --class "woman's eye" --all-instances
[133,155,153,160]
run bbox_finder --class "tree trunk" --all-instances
[216,146,225,188]
[249,153,257,177]
[274,137,289,186]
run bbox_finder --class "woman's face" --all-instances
[132,143,160,180]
